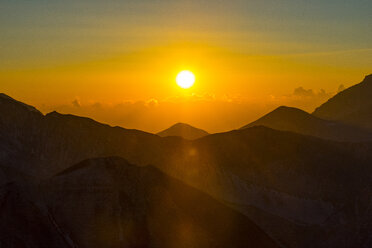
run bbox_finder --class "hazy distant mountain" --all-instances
[1,93,372,247]
[241,106,372,141]
[157,122,209,140]
[313,74,372,129]
[43,157,278,248]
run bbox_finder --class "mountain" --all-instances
[241,106,372,141]
[1,93,372,247]
[313,74,372,129]
[42,157,279,248]
[157,122,209,140]
[0,93,165,178]
[185,127,372,248]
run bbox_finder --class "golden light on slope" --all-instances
[176,70,195,89]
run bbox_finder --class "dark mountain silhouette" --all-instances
[241,106,372,141]
[1,93,372,247]
[42,157,279,248]
[187,127,372,247]
[157,122,209,140]
[0,93,165,177]
[0,182,72,248]
[313,74,372,129]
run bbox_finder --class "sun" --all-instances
[176,70,195,89]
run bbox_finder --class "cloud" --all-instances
[145,98,159,107]
[267,86,336,114]
[291,86,333,100]
[37,97,271,133]
[36,85,341,133]
[293,87,314,97]
[71,98,81,108]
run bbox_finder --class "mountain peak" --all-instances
[241,106,312,130]
[173,122,193,127]
[157,122,209,140]
[271,105,309,115]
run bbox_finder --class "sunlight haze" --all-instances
[1,0,371,132]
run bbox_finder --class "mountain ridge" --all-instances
[241,105,372,141]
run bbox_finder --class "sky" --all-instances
[1,0,371,132]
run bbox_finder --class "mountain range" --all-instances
[1,74,372,247]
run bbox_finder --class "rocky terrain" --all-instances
[43,157,278,248]
[1,75,372,247]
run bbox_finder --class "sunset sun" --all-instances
[176,70,195,89]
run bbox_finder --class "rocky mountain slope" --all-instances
[1,93,372,247]
[0,156,279,248]
[42,157,279,248]
[313,74,372,129]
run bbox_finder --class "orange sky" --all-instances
[1,0,371,132]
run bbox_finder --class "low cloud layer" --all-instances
[37,86,339,133]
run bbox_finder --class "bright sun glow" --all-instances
[176,70,195,89]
